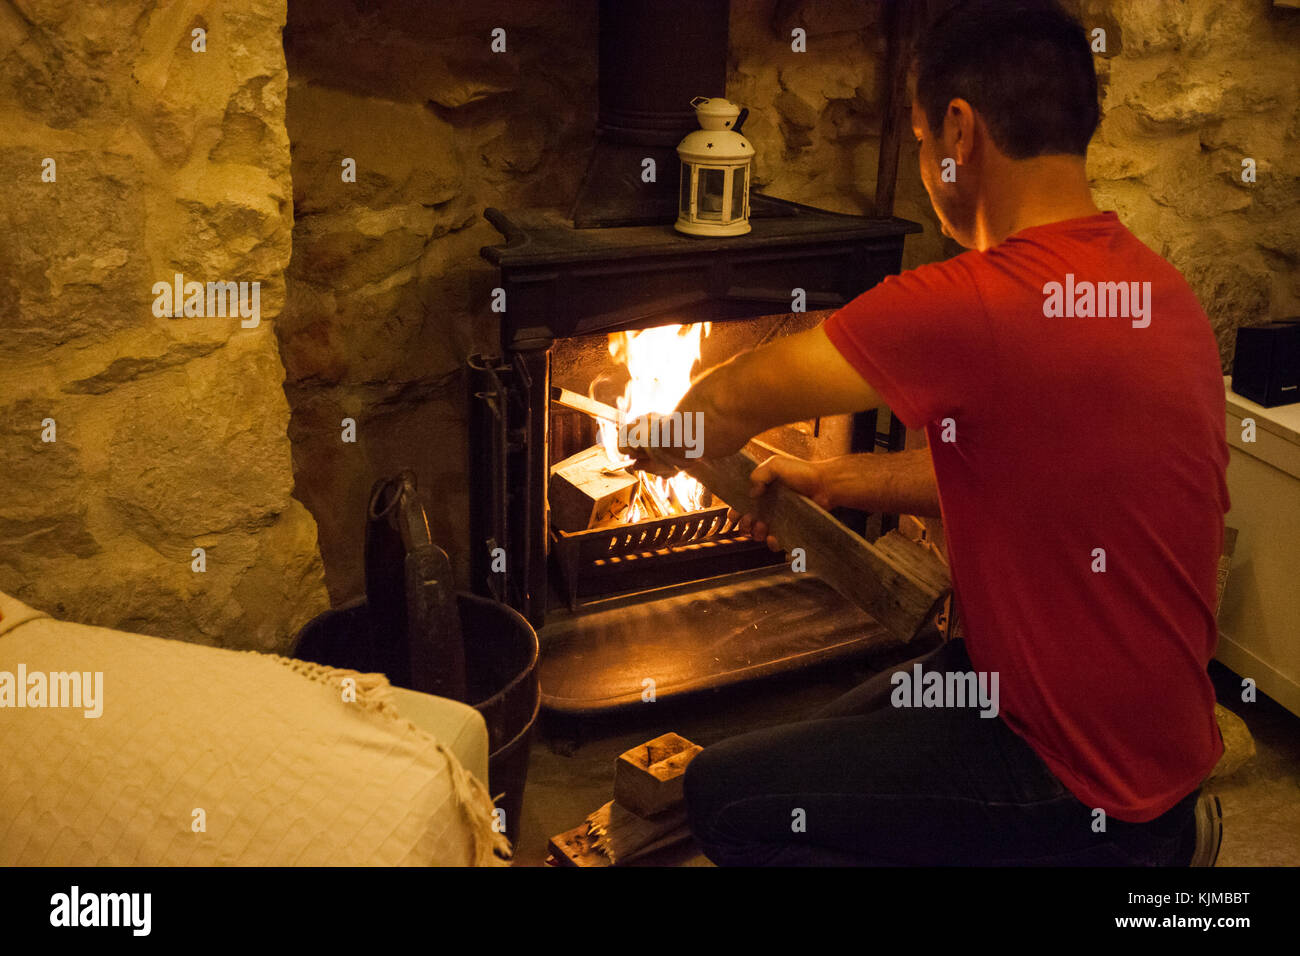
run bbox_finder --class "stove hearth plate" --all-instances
[538,566,896,715]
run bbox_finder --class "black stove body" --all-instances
[470,197,918,627]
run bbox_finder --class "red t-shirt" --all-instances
[823,211,1229,823]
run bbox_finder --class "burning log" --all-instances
[552,388,709,526]
[549,446,638,532]
[636,471,673,519]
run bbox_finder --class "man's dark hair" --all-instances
[913,0,1100,158]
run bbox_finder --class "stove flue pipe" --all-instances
[571,0,730,228]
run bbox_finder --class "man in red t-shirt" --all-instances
[625,0,1228,865]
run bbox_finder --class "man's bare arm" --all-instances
[734,448,942,550]
[703,323,887,422]
[621,322,940,522]
[815,449,941,517]
[665,324,891,463]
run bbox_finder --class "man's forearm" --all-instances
[819,449,942,517]
[681,349,798,442]
[673,326,888,461]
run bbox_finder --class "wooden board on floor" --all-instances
[547,823,612,867]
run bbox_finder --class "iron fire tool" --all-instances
[364,471,468,701]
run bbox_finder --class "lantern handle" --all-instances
[732,107,749,134]
[690,95,709,108]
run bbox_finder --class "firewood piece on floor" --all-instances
[688,446,951,642]
[614,732,703,818]
[586,800,690,865]
[550,445,638,531]
[546,823,612,867]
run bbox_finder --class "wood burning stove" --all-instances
[471,199,918,620]
[465,0,924,713]
[468,202,919,712]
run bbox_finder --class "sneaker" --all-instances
[1188,792,1223,867]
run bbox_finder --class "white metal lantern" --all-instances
[675,96,755,237]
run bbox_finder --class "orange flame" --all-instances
[597,323,711,522]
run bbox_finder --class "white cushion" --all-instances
[0,591,508,866]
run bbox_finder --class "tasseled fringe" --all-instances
[262,653,513,865]
[445,748,514,866]
[268,655,399,715]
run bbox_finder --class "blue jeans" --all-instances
[683,634,1198,866]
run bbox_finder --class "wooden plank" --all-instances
[873,528,952,599]
[689,447,950,641]
[546,823,611,867]
[586,800,690,865]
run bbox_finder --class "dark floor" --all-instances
[1205,662,1300,866]
[513,651,1300,867]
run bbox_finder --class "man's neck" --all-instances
[972,154,1101,251]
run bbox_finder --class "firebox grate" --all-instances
[553,505,781,609]
[589,505,731,551]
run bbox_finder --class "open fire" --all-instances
[595,322,712,524]
[548,322,718,532]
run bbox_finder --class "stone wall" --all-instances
[734,0,1300,351]
[279,0,599,602]
[0,0,328,651]
[3,0,1288,645]
[11,0,1277,625]
[1082,0,1300,363]
[729,0,949,269]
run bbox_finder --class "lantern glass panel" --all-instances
[679,162,691,216]
[730,166,747,223]
[697,167,725,221]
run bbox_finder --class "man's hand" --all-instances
[618,399,756,475]
[618,412,688,476]
[729,454,830,551]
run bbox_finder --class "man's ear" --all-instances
[945,98,978,165]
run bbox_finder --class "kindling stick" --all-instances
[552,386,951,641]
[552,387,621,423]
